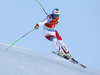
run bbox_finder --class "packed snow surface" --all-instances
[0,43,100,75]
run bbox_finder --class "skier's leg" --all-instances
[43,28,60,51]
[55,30,69,54]
[45,35,64,56]
[55,30,73,59]
[45,35,60,51]
[58,40,69,54]
[52,38,64,55]
[43,28,63,55]
[52,38,60,51]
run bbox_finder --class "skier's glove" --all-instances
[56,22,59,25]
[56,19,59,25]
[34,24,39,30]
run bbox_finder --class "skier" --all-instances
[34,8,73,60]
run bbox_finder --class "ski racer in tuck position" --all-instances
[34,8,73,60]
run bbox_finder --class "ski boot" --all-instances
[52,50,64,57]
[52,50,64,56]
[63,53,73,60]
[57,50,64,57]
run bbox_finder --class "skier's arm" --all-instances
[34,18,48,30]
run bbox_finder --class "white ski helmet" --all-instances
[52,8,60,16]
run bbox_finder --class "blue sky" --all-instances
[0,0,100,68]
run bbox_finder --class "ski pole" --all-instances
[35,0,48,16]
[4,29,35,52]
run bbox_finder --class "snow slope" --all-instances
[0,43,100,75]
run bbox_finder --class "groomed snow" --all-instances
[0,43,100,75]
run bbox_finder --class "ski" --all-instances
[52,51,87,68]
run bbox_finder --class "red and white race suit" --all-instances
[36,14,69,54]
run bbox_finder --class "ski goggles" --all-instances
[53,14,59,17]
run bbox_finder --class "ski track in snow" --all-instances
[0,43,100,75]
